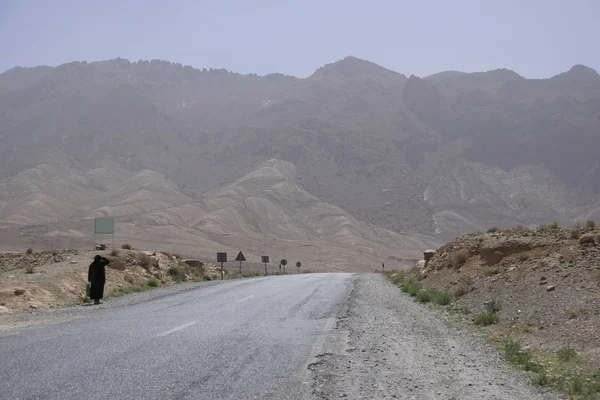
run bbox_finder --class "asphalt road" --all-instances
[0,273,355,400]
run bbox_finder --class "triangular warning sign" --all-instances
[235,251,246,262]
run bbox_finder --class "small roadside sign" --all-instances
[217,252,227,280]
[296,261,301,274]
[280,259,287,274]
[235,251,246,275]
[262,256,269,276]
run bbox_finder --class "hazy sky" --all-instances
[1,0,598,78]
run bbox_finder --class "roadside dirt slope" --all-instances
[418,225,600,368]
[0,248,220,315]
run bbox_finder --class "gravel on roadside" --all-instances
[309,273,561,400]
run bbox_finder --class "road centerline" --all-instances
[156,321,198,337]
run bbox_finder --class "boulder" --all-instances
[482,249,504,266]
[184,259,204,269]
[423,249,436,264]
[579,233,596,246]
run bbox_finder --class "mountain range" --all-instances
[1,56,599,264]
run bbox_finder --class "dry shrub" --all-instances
[454,284,473,298]
[569,228,581,239]
[136,253,157,271]
[108,258,127,271]
[451,251,469,269]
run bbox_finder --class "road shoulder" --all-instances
[309,273,559,399]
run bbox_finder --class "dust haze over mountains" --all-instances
[1,56,599,268]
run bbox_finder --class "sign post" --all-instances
[217,252,227,280]
[281,259,287,274]
[296,261,302,274]
[94,217,115,246]
[261,256,270,276]
[235,251,246,275]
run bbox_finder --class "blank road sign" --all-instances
[261,256,269,263]
[94,218,114,234]
[217,252,227,263]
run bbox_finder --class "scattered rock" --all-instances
[14,288,26,295]
[415,260,426,271]
[579,233,596,246]
[70,260,78,264]
[0,305,9,314]
[546,285,555,292]
[30,304,38,310]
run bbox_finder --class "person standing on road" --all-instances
[88,255,110,305]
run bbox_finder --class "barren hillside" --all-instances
[1,57,599,238]
[0,159,436,271]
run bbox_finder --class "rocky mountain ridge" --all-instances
[1,56,599,239]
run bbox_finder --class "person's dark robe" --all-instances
[88,256,110,300]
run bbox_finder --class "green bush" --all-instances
[474,312,500,326]
[487,226,499,233]
[121,244,132,250]
[483,267,499,276]
[586,220,596,230]
[504,341,532,365]
[539,222,560,231]
[26,248,33,255]
[416,290,432,303]
[485,299,502,313]
[457,305,470,314]
[433,290,453,306]
[401,283,423,297]
[110,249,120,256]
[168,265,186,282]
[557,347,578,362]
[531,372,549,386]
[147,277,160,287]
[25,265,35,274]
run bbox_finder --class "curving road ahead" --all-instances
[0,274,354,400]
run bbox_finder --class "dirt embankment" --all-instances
[0,248,222,315]
[415,225,600,369]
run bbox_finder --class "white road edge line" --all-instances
[236,295,256,303]
[156,321,198,337]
